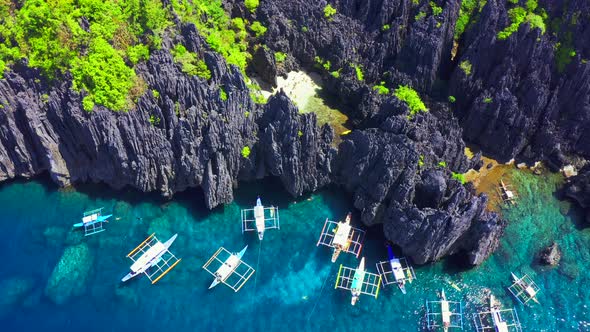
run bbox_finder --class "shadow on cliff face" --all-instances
[441,251,476,274]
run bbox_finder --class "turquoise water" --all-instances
[0,171,588,331]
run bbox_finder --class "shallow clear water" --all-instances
[0,170,588,331]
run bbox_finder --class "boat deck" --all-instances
[473,308,522,332]
[508,274,541,305]
[241,205,280,237]
[126,233,181,284]
[426,296,463,330]
[203,247,255,292]
[317,219,365,258]
[376,257,416,287]
[335,264,381,299]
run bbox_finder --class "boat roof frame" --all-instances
[334,264,381,299]
[202,247,255,292]
[126,233,182,284]
[508,274,541,305]
[241,206,280,233]
[375,257,416,286]
[425,297,464,330]
[81,207,107,236]
[472,308,522,332]
[316,219,365,258]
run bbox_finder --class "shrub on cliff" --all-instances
[394,85,428,117]
[497,1,547,40]
[171,44,211,80]
[241,146,251,158]
[250,21,267,37]
[324,4,336,20]
[244,0,259,13]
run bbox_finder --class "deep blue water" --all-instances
[0,171,588,331]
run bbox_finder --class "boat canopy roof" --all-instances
[130,241,165,272]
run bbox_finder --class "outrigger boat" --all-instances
[122,233,181,284]
[426,289,464,331]
[473,294,522,332]
[202,245,255,292]
[376,244,416,294]
[317,213,365,263]
[335,257,381,306]
[241,197,280,240]
[73,208,112,236]
[497,179,517,205]
[508,272,540,305]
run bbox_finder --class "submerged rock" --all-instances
[45,243,93,304]
[538,242,561,266]
[0,277,35,316]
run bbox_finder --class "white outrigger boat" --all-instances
[426,289,464,331]
[498,179,517,205]
[335,257,381,306]
[241,197,279,240]
[376,244,416,294]
[473,294,522,332]
[73,208,112,236]
[508,272,540,305]
[317,213,365,262]
[122,233,181,284]
[202,245,255,292]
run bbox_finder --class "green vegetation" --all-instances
[301,26,308,32]
[554,31,576,72]
[352,64,364,81]
[373,81,390,95]
[244,0,259,13]
[448,95,456,103]
[241,146,251,158]
[430,2,443,16]
[172,0,250,72]
[0,0,176,111]
[298,130,303,137]
[152,90,160,98]
[455,0,487,40]
[250,21,267,37]
[244,111,250,117]
[382,24,391,31]
[248,82,266,104]
[394,85,427,117]
[314,56,331,71]
[484,97,493,103]
[330,70,341,78]
[452,172,466,184]
[275,52,287,63]
[149,115,161,126]
[171,44,211,79]
[498,0,547,40]
[418,155,425,168]
[459,60,472,75]
[438,161,447,167]
[412,0,420,5]
[415,11,426,21]
[324,4,337,19]
[219,87,228,101]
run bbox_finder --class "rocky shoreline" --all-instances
[2,0,589,265]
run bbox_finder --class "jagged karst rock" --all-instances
[333,102,503,265]
[449,0,590,163]
[563,165,590,224]
[0,2,524,266]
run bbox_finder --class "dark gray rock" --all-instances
[563,165,590,224]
